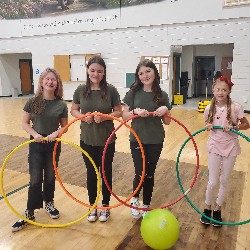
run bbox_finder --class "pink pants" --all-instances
[205,153,236,207]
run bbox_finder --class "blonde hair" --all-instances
[30,68,63,114]
[207,79,232,124]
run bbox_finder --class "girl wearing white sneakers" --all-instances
[122,59,171,219]
[71,56,122,222]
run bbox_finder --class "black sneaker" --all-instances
[45,201,60,219]
[12,210,35,232]
[212,210,222,227]
[200,209,212,225]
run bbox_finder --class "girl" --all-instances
[12,68,68,232]
[122,59,171,219]
[71,56,122,222]
[200,76,250,227]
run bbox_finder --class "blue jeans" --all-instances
[27,141,61,210]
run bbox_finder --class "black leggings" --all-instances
[130,141,163,205]
[80,140,115,205]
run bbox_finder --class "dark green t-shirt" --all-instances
[23,98,68,135]
[73,84,121,146]
[123,89,171,144]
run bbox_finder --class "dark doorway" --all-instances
[194,56,215,98]
[19,59,33,95]
[172,53,181,97]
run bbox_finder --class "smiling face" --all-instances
[138,66,155,90]
[42,72,58,92]
[212,80,231,104]
[87,63,105,86]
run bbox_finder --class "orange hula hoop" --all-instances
[53,112,145,210]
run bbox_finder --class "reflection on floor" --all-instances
[172,97,211,110]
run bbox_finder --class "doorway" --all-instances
[19,59,33,95]
[172,53,181,98]
[194,56,215,98]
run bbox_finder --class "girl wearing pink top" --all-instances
[200,76,250,227]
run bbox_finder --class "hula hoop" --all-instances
[177,126,250,226]
[0,138,101,228]
[53,112,145,210]
[102,112,200,211]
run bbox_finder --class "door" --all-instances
[70,55,86,81]
[54,55,70,81]
[20,60,33,95]
[195,56,215,98]
[221,57,233,80]
[172,53,181,96]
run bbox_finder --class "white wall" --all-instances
[0,0,250,110]
[0,53,32,96]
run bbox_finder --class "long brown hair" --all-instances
[207,78,233,124]
[30,67,63,114]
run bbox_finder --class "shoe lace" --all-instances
[46,202,55,212]
[100,209,109,217]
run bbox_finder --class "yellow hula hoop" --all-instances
[0,137,101,228]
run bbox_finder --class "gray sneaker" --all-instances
[130,197,140,219]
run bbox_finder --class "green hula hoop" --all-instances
[176,126,250,226]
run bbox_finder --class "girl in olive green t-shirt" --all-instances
[71,56,122,223]
[12,68,68,232]
[123,59,171,219]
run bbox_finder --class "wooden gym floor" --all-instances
[0,98,250,250]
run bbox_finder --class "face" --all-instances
[138,66,155,87]
[87,63,105,85]
[42,72,58,92]
[212,81,231,103]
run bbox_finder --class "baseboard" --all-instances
[0,95,12,97]
[244,110,250,114]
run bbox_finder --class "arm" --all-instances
[94,104,123,123]
[47,117,69,142]
[22,111,43,142]
[71,102,93,124]
[234,116,250,131]
[122,104,134,120]
[154,106,171,125]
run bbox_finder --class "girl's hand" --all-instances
[82,112,93,124]
[133,108,149,117]
[223,124,233,132]
[33,133,44,143]
[154,106,170,117]
[47,131,59,142]
[205,123,213,131]
[94,113,105,123]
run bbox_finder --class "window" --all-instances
[224,0,250,6]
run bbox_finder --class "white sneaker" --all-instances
[99,209,110,222]
[142,204,149,218]
[87,209,98,222]
[130,197,140,219]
